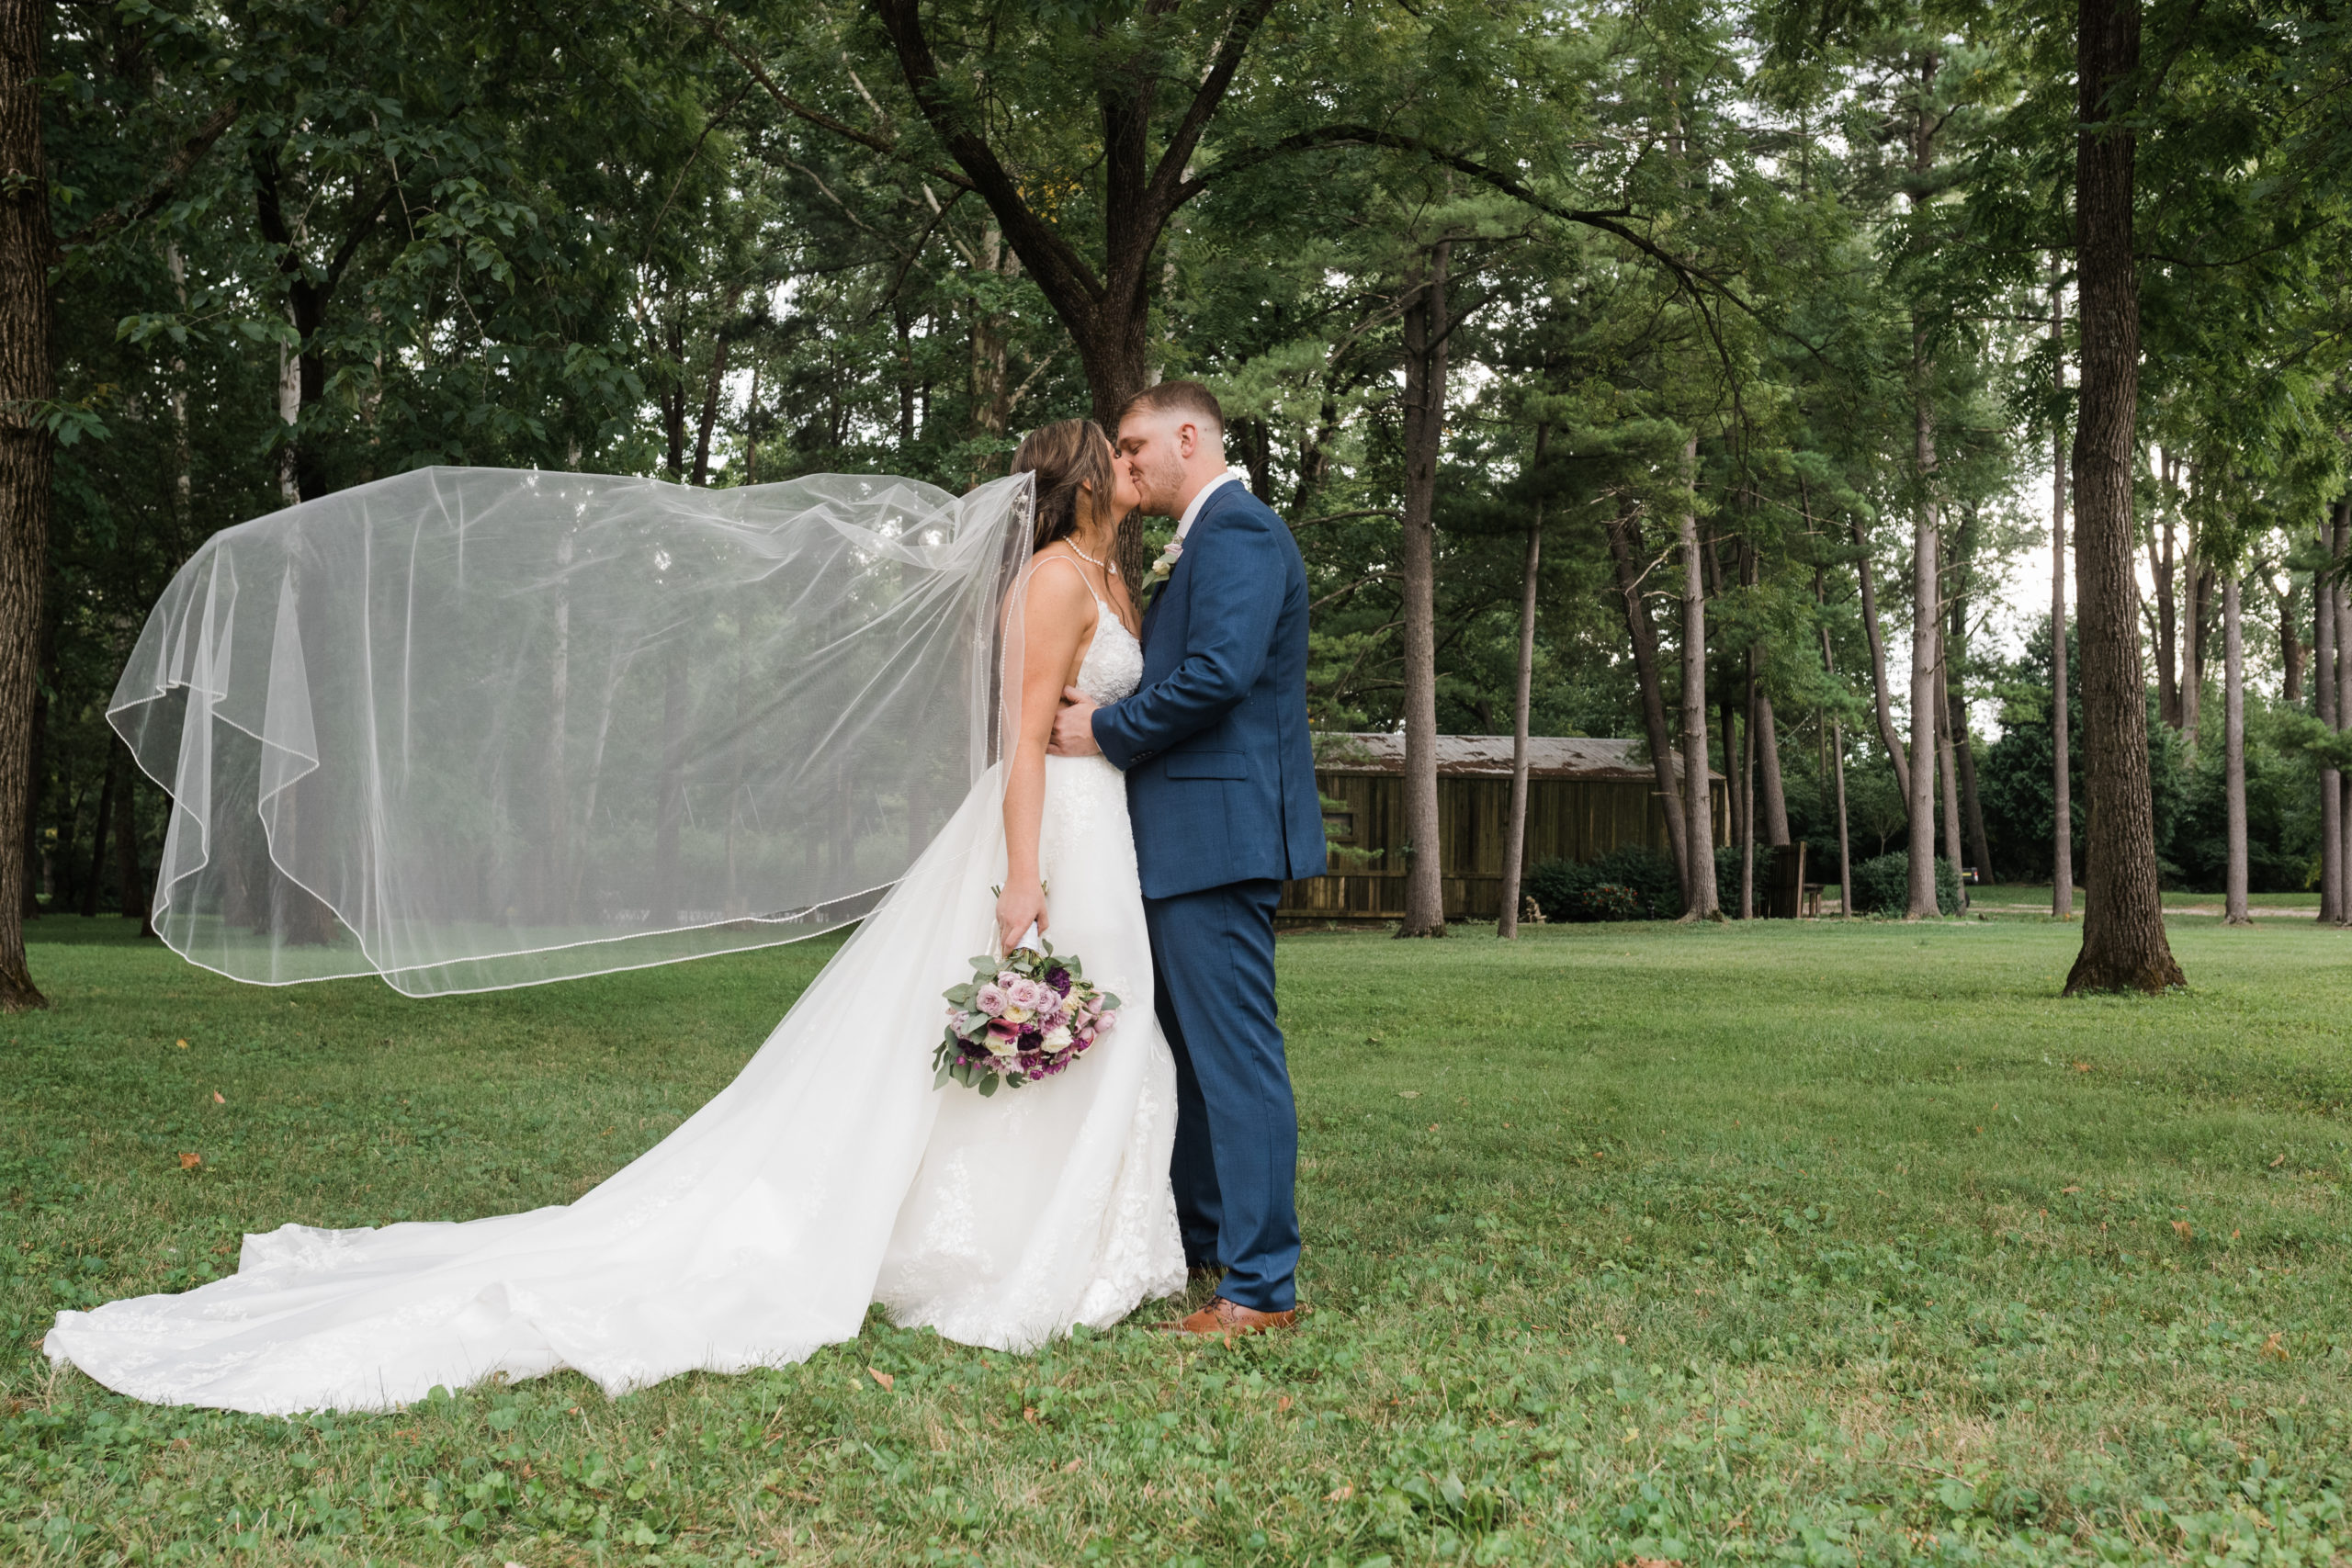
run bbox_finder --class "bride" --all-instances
[44,419,1187,1415]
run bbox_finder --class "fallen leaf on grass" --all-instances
[174,1039,188,1050]
[1623,1559,1685,1568]
[866,1367,893,1392]
[2269,1154,2287,1168]
[1325,1483,1354,1501]
[1427,1123,1440,1133]
[2063,1185,2082,1194]
[1398,1090,1421,1100]
[1276,1395,1292,1413]
[177,1152,201,1169]
[1061,1457,1084,1472]
[1023,1405,1039,1424]
[2074,1062,2092,1073]
[2172,1220,2194,1239]
[2260,1333,2289,1361]
[211,1091,224,1104]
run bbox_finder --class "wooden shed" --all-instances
[1280,733,1728,923]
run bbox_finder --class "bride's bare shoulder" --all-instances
[1006,548,1096,634]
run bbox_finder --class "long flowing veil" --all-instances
[109,467,1034,997]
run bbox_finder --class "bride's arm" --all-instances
[998,562,1092,951]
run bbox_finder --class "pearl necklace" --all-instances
[1067,537,1119,577]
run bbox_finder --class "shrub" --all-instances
[1850,851,1960,916]
[1572,882,1644,921]
[1526,845,1680,922]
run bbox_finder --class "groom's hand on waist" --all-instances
[1048,687,1102,757]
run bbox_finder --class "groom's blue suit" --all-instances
[1091,479,1325,1314]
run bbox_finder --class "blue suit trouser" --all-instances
[1143,878,1298,1313]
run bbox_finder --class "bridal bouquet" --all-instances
[937,935,1120,1096]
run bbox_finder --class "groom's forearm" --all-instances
[1093,650,1255,768]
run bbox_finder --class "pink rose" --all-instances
[974,983,1006,1016]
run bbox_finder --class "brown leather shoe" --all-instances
[1155,1296,1300,1338]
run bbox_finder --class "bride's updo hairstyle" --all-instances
[1012,419,1117,555]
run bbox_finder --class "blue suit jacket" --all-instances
[1092,481,1328,900]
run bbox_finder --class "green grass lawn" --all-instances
[1970,884,2323,912]
[6,913,2352,1566]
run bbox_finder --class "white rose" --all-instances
[1042,1024,1074,1052]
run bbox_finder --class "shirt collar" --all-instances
[1172,469,1242,542]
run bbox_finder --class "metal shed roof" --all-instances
[1309,732,1720,783]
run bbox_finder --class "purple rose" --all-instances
[1046,966,1072,995]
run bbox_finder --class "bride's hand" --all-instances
[996,880,1048,953]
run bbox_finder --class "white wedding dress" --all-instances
[45,597,1183,1415]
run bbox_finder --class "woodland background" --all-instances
[13,0,2352,979]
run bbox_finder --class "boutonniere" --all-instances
[1148,538,1182,583]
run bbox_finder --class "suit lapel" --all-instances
[1142,486,1227,650]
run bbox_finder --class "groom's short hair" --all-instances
[1121,379,1224,434]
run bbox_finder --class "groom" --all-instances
[1051,380,1326,1337]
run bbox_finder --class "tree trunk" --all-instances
[648,641,689,927]
[2153,452,2177,728]
[2051,275,2075,919]
[1719,682,1743,861]
[1947,513,1993,886]
[1849,514,1910,803]
[80,741,118,919]
[2278,577,2301,705]
[1953,689,1991,886]
[0,0,52,1008]
[1937,659,1966,912]
[2320,518,2343,926]
[2334,503,2351,925]
[1395,242,1449,939]
[1739,660,1758,919]
[1498,424,1545,940]
[744,364,762,486]
[18,636,40,917]
[1906,337,1942,920]
[662,314,687,480]
[689,290,742,487]
[1814,568,1855,917]
[893,305,917,451]
[275,329,300,502]
[114,742,150,931]
[1677,437,1719,919]
[1756,691,1790,847]
[1605,507,1690,890]
[2065,0,2182,992]
[2182,556,2210,751]
[2222,571,2248,924]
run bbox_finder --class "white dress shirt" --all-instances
[1172,469,1243,543]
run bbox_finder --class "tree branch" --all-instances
[1138,0,1280,224]
[867,0,1105,314]
[1182,124,1798,352]
[671,0,975,191]
[64,102,241,251]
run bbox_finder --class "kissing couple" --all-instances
[48,380,1329,1414]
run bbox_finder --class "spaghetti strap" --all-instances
[1034,549,1108,614]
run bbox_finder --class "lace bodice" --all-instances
[1075,605,1144,705]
